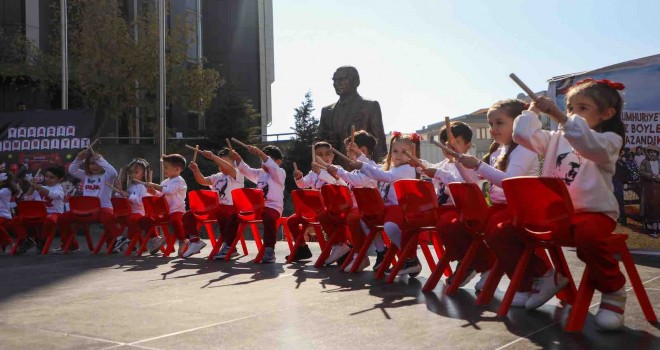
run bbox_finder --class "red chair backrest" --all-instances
[69,196,101,218]
[188,190,220,218]
[17,200,48,222]
[291,189,324,222]
[320,184,353,220]
[502,176,574,241]
[231,188,265,221]
[353,187,385,226]
[142,196,170,222]
[111,197,132,218]
[447,182,490,232]
[393,179,438,229]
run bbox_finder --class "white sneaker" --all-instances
[113,237,129,253]
[526,269,569,310]
[475,270,490,291]
[183,240,207,258]
[595,287,626,330]
[512,292,530,307]
[147,236,166,255]
[325,244,351,265]
[344,255,370,272]
[178,239,189,258]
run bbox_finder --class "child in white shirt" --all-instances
[235,145,286,263]
[112,158,152,253]
[0,170,20,253]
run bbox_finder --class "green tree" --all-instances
[0,0,222,142]
[285,91,318,189]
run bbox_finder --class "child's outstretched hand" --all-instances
[200,150,214,160]
[229,150,242,163]
[423,168,437,178]
[347,142,363,159]
[114,178,122,189]
[76,149,89,160]
[89,153,101,162]
[326,165,338,178]
[530,96,567,123]
[311,163,320,174]
[189,161,199,172]
[246,145,268,161]
[293,169,303,180]
[456,154,481,169]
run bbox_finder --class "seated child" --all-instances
[112,158,152,253]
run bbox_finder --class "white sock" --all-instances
[384,222,402,248]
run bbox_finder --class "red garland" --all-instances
[392,131,402,138]
[575,78,625,91]
[410,132,421,142]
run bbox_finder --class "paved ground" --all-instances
[1,234,658,350]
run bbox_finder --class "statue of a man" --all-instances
[318,66,387,161]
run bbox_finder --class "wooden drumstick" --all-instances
[104,182,123,193]
[509,73,539,102]
[313,161,327,171]
[351,124,356,145]
[192,144,199,163]
[230,137,249,149]
[225,138,234,151]
[331,147,352,163]
[444,116,455,144]
[117,168,124,190]
[312,144,316,164]
[88,138,99,150]
[293,162,299,172]
[431,140,462,158]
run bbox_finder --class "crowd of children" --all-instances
[0,78,642,330]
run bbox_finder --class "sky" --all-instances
[267,0,658,137]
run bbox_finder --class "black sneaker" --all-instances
[446,261,477,288]
[373,248,388,271]
[36,239,45,254]
[335,244,352,265]
[286,244,313,261]
[398,257,422,277]
[16,237,36,254]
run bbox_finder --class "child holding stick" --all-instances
[183,148,244,260]
[514,78,629,329]
[111,158,153,253]
[233,142,286,263]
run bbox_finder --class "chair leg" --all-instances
[83,225,94,251]
[42,230,56,255]
[161,227,175,257]
[93,232,107,255]
[476,262,505,305]
[223,223,245,261]
[250,223,263,251]
[423,253,451,292]
[420,241,437,271]
[125,234,141,257]
[548,246,577,303]
[314,225,327,251]
[375,244,398,280]
[205,223,217,249]
[9,237,23,256]
[497,248,533,317]
[314,226,344,268]
[286,222,308,263]
[430,233,453,277]
[446,238,481,295]
[618,245,658,323]
[386,239,418,283]
[565,266,596,332]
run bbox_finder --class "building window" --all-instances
[476,127,490,140]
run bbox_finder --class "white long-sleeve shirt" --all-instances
[24,184,65,214]
[206,168,244,206]
[121,183,150,215]
[421,159,465,206]
[0,188,12,219]
[360,163,416,206]
[238,157,286,214]
[296,169,346,190]
[513,110,621,221]
[68,156,118,209]
[154,176,187,213]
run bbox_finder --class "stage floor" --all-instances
[1,236,658,350]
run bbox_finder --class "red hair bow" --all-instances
[410,133,421,142]
[392,131,402,138]
[575,78,625,91]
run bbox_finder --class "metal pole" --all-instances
[133,0,140,144]
[60,0,68,110]
[158,0,166,179]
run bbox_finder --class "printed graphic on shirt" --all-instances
[216,179,229,200]
[437,183,450,205]
[380,182,391,204]
[258,181,269,199]
[554,151,583,186]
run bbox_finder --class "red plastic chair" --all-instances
[286,189,326,264]
[137,196,176,257]
[377,180,445,283]
[91,197,131,254]
[62,196,101,253]
[188,190,222,249]
[11,201,48,255]
[423,183,492,293]
[501,177,656,330]
[207,188,265,261]
[350,187,394,273]
[314,184,354,268]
